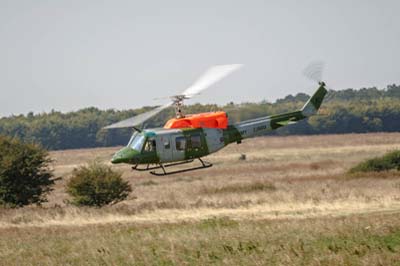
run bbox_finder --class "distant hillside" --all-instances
[1,84,400,150]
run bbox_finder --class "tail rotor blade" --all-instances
[303,61,325,83]
[302,60,335,109]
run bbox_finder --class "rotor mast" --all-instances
[171,95,189,119]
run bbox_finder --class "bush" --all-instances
[66,161,132,206]
[0,135,54,207]
[349,150,400,173]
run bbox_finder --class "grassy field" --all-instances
[1,133,400,265]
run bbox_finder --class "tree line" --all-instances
[1,84,400,150]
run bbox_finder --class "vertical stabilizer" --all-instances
[301,82,328,117]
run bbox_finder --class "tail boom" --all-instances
[222,83,327,144]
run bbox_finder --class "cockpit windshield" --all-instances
[127,132,146,151]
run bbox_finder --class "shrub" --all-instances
[349,150,400,173]
[66,161,132,206]
[0,135,54,207]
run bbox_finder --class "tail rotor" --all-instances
[303,61,325,84]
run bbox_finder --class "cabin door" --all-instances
[157,135,173,163]
[141,137,158,164]
[186,132,208,159]
[171,135,187,162]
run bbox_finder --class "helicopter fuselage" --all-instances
[111,126,240,165]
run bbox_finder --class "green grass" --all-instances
[1,213,400,265]
[350,150,400,173]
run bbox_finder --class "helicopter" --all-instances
[104,64,327,175]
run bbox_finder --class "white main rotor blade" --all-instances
[181,64,242,98]
[103,102,173,129]
[103,64,243,130]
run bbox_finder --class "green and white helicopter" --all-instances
[105,63,327,175]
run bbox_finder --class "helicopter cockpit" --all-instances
[127,132,156,152]
[111,131,157,164]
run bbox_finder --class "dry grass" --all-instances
[1,133,400,265]
[44,132,400,209]
[5,132,400,223]
[199,181,276,195]
[0,213,400,265]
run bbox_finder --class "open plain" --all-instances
[1,133,400,265]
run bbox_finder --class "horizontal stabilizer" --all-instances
[275,120,297,126]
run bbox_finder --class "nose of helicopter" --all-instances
[111,147,139,164]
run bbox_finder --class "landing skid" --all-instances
[151,158,212,176]
[132,160,194,172]
[135,158,212,176]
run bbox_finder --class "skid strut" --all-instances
[149,158,212,176]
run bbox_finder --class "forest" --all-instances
[1,84,400,150]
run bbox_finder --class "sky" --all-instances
[0,0,399,117]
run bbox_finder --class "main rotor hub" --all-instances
[171,95,190,119]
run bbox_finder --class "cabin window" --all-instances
[175,136,186,151]
[164,139,170,149]
[191,134,202,149]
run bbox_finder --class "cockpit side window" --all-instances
[144,138,156,152]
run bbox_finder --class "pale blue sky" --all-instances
[0,0,399,116]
